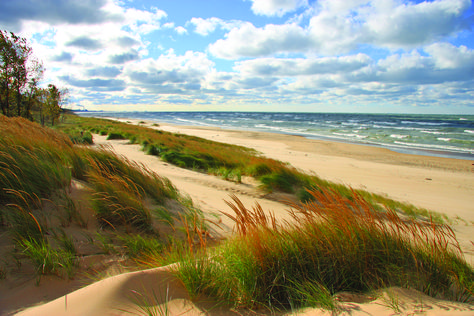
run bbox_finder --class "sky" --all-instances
[1,0,473,114]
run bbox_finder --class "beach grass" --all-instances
[2,113,472,314]
[0,115,207,283]
[172,189,474,312]
[56,114,448,222]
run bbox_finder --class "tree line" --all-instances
[1,30,67,126]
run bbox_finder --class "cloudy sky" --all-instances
[1,0,473,113]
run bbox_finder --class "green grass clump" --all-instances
[78,149,178,231]
[107,132,127,140]
[69,131,93,144]
[19,238,77,279]
[174,189,474,312]
[118,234,163,259]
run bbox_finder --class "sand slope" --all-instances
[10,122,474,315]
[16,267,474,316]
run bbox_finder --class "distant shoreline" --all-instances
[76,111,474,161]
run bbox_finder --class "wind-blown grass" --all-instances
[0,116,73,206]
[0,115,206,283]
[57,114,446,221]
[173,189,474,312]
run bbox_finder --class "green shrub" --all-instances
[260,169,300,193]
[107,132,127,140]
[119,234,163,259]
[247,163,272,177]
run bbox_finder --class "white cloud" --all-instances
[0,0,122,32]
[1,0,472,112]
[235,54,371,76]
[187,17,243,36]
[209,22,311,59]
[175,26,188,35]
[424,42,474,69]
[365,0,471,47]
[124,7,167,34]
[345,44,474,85]
[123,50,215,93]
[189,17,222,35]
[249,0,308,17]
[210,0,472,58]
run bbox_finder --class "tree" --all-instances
[0,30,16,116]
[1,30,66,124]
[12,35,32,117]
[0,30,41,118]
[38,84,67,126]
[24,59,44,120]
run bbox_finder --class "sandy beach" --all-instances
[6,119,474,315]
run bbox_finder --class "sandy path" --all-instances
[155,123,474,222]
[93,125,474,263]
[93,135,295,236]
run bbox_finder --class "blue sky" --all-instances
[1,0,473,113]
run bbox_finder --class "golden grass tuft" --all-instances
[175,188,474,311]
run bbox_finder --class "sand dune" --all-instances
[11,121,474,315]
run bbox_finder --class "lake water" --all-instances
[76,111,474,160]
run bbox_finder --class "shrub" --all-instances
[260,169,300,193]
[107,132,127,140]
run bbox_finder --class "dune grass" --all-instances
[172,189,474,312]
[0,116,207,283]
[1,114,473,314]
[56,114,447,222]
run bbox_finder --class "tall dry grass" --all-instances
[174,188,473,311]
[0,116,73,205]
[0,115,206,283]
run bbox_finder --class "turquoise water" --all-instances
[76,111,474,160]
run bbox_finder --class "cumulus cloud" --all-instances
[60,75,126,91]
[424,42,474,69]
[175,26,188,35]
[124,51,214,93]
[188,17,223,36]
[123,7,167,34]
[109,50,140,64]
[210,0,472,58]
[85,66,122,78]
[364,0,471,47]
[235,54,371,76]
[209,22,311,59]
[66,36,103,50]
[248,0,308,17]
[0,0,121,32]
[50,51,73,62]
[187,17,243,36]
[114,36,141,48]
[1,0,472,111]
[351,44,474,85]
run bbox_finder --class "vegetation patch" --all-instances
[173,190,474,312]
[0,116,208,284]
[56,114,452,222]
